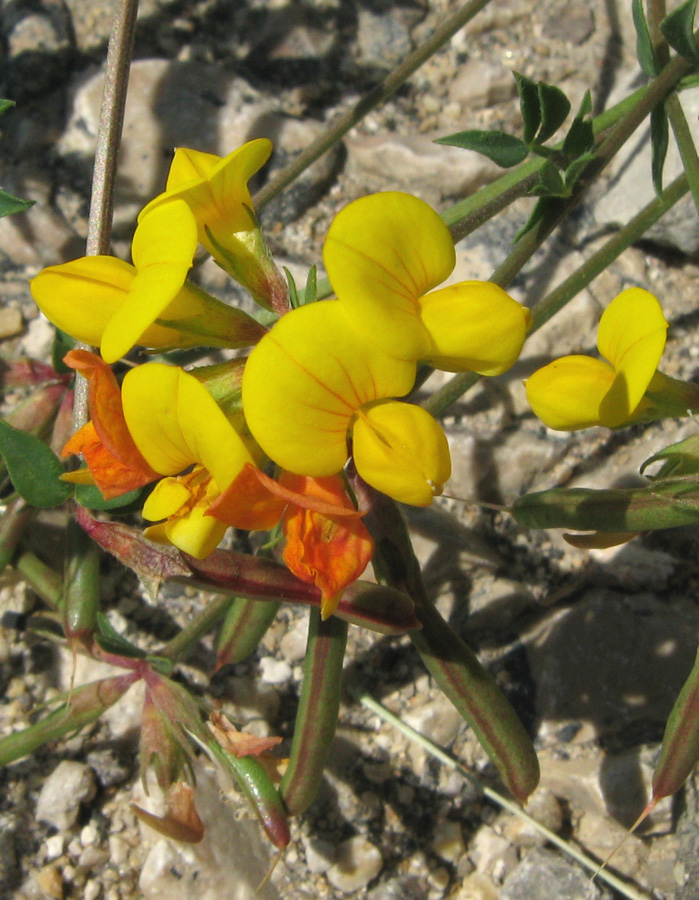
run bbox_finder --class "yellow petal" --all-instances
[30,256,135,345]
[142,139,272,240]
[596,289,668,426]
[101,201,198,363]
[525,355,616,430]
[142,477,192,521]
[242,301,417,476]
[165,509,228,559]
[122,363,254,487]
[323,192,454,359]
[351,400,451,506]
[419,281,531,374]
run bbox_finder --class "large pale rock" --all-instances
[36,761,96,831]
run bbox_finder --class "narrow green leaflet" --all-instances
[562,91,594,159]
[514,72,541,144]
[660,0,699,65]
[94,611,145,658]
[632,0,660,76]
[435,130,529,168]
[73,483,146,512]
[51,328,75,374]
[651,104,670,194]
[530,162,567,197]
[0,189,33,218]
[0,418,71,507]
[536,82,571,144]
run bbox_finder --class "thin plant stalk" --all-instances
[252,0,495,211]
[73,0,139,431]
[159,593,233,662]
[357,691,651,900]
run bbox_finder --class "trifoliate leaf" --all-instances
[436,130,529,167]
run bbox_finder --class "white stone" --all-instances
[302,836,336,873]
[448,59,517,110]
[36,761,97,832]
[44,834,65,861]
[258,657,292,684]
[432,819,466,862]
[326,835,383,893]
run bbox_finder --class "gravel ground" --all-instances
[2,1,699,898]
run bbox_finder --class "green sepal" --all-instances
[94,610,146,659]
[284,267,300,309]
[303,264,318,305]
[514,72,541,144]
[660,0,699,64]
[0,418,71,508]
[632,0,661,76]
[651,104,670,194]
[511,478,699,533]
[536,82,571,144]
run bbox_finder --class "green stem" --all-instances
[15,551,63,609]
[159,593,233,662]
[665,93,699,215]
[0,497,36,573]
[62,518,100,648]
[279,608,348,816]
[214,597,281,670]
[252,0,495,211]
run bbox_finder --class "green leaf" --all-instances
[641,434,699,478]
[529,161,567,197]
[677,72,699,89]
[0,190,33,218]
[564,151,596,188]
[562,113,594,159]
[0,99,14,116]
[436,130,529,167]
[632,0,660,75]
[283,267,299,309]
[651,104,670,194]
[536,83,571,143]
[51,329,75,374]
[0,418,71,507]
[94,611,145,659]
[511,479,699,533]
[303,264,317,305]
[661,0,699,64]
[514,72,541,144]
[515,196,564,241]
[72,483,146,512]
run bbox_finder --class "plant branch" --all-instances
[252,0,494,211]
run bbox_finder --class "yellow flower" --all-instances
[121,363,257,558]
[140,141,288,314]
[526,288,672,430]
[323,191,531,372]
[31,200,265,364]
[242,300,451,506]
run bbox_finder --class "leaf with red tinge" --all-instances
[133,782,204,843]
[209,711,282,758]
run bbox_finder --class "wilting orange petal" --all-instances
[281,473,374,618]
[61,420,156,500]
[63,350,159,488]
[209,711,283,758]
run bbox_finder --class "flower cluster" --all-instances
[32,141,531,616]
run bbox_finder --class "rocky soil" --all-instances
[1,0,699,898]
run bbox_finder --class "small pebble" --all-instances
[36,761,97,832]
[258,657,292,684]
[327,835,383,893]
